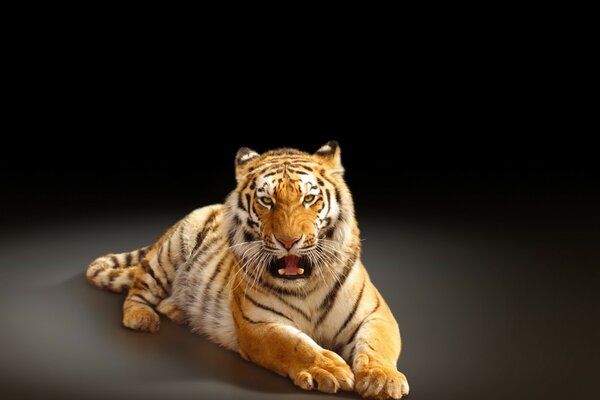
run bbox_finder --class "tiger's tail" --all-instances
[86,245,152,293]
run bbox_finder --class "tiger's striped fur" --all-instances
[86,141,409,399]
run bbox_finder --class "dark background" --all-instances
[0,53,598,400]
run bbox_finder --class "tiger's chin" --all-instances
[267,255,314,281]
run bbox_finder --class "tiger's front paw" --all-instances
[292,349,354,394]
[354,354,409,399]
[123,308,160,333]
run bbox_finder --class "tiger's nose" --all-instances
[276,236,301,250]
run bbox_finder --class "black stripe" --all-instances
[136,290,159,306]
[335,188,342,206]
[192,211,217,254]
[213,261,233,322]
[241,312,266,324]
[167,237,174,271]
[128,297,148,306]
[253,286,311,322]
[325,189,331,217]
[315,256,356,325]
[245,194,252,217]
[346,295,381,347]
[179,225,187,258]
[183,268,205,304]
[159,240,171,270]
[233,215,242,225]
[227,228,237,249]
[235,294,267,325]
[192,238,227,273]
[349,346,357,365]
[317,202,325,214]
[238,175,255,195]
[129,295,147,303]
[324,226,336,239]
[262,171,276,178]
[192,227,211,254]
[200,254,228,315]
[133,279,149,291]
[237,193,246,211]
[156,245,166,274]
[247,218,259,228]
[276,295,310,321]
[142,259,168,296]
[110,255,119,268]
[243,231,256,242]
[132,250,140,264]
[125,253,132,266]
[257,276,308,298]
[319,169,337,186]
[215,261,232,302]
[334,278,365,337]
[246,294,293,322]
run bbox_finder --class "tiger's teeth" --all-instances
[297,268,305,275]
[278,268,285,275]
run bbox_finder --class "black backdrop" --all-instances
[0,90,598,400]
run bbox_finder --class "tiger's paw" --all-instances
[354,354,409,399]
[292,349,354,394]
[123,308,160,333]
[157,298,186,325]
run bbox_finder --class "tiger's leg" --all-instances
[122,223,186,332]
[122,262,166,333]
[156,297,185,325]
[346,293,409,399]
[121,206,224,332]
[233,291,354,394]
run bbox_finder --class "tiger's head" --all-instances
[225,141,359,289]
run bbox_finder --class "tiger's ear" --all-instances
[314,140,344,175]
[235,147,260,182]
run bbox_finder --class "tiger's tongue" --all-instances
[284,255,300,275]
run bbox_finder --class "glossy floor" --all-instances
[0,211,596,400]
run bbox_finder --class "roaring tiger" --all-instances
[86,141,410,399]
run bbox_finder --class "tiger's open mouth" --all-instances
[268,255,313,280]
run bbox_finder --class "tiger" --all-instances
[86,141,410,399]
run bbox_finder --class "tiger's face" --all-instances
[226,141,353,287]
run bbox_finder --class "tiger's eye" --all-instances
[261,197,272,205]
[304,195,315,203]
